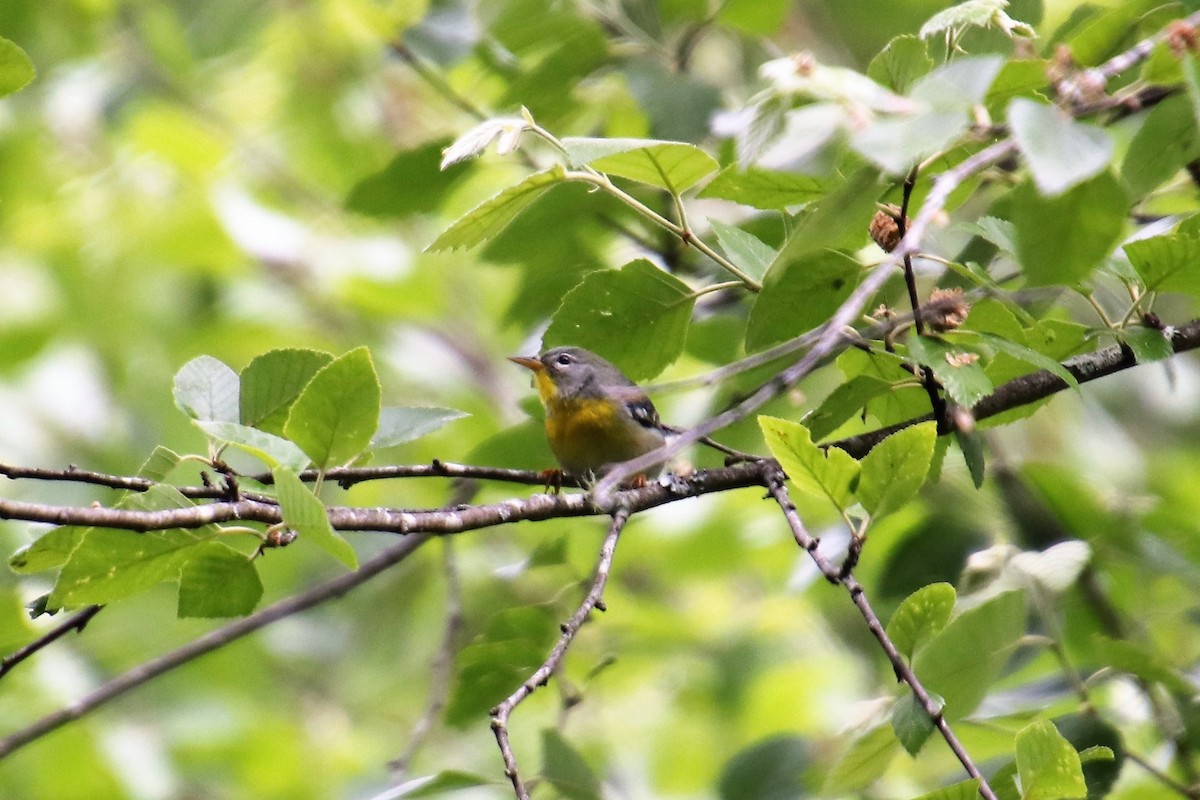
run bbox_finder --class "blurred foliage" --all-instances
[1,1,1200,799]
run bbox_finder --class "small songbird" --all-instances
[509,346,666,480]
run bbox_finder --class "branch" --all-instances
[0,605,102,680]
[490,505,630,800]
[763,465,1000,800]
[0,533,431,759]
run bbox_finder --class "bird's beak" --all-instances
[508,355,543,372]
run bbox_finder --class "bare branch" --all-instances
[0,605,103,681]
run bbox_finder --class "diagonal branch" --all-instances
[0,605,103,680]
[490,505,631,800]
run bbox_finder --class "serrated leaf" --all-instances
[0,37,36,97]
[371,406,468,449]
[283,347,381,469]
[1015,719,1087,800]
[426,167,565,251]
[273,467,357,569]
[698,166,832,210]
[892,691,941,756]
[920,0,1035,42]
[1123,233,1200,298]
[562,137,718,192]
[1009,98,1114,196]
[174,355,241,423]
[886,582,957,660]
[807,375,894,441]
[905,335,993,407]
[867,35,934,93]
[1011,172,1128,287]
[1121,326,1174,363]
[541,729,602,800]
[543,259,694,381]
[177,542,263,618]
[759,416,860,513]
[240,348,335,434]
[709,220,776,284]
[746,250,860,352]
[858,422,937,519]
[195,421,311,472]
[912,589,1026,721]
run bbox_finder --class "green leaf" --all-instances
[389,770,494,797]
[173,355,241,423]
[1008,98,1114,196]
[905,335,993,407]
[426,166,566,251]
[759,416,860,513]
[1121,95,1200,196]
[709,220,776,285]
[891,691,941,756]
[771,167,881,262]
[177,542,263,618]
[886,582,957,660]
[718,736,811,800]
[909,780,982,800]
[823,724,899,794]
[240,348,335,434]
[1093,635,1197,696]
[138,446,182,482]
[967,332,1080,390]
[0,37,35,97]
[1015,719,1087,800]
[807,375,894,441]
[920,0,1035,41]
[956,429,986,488]
[1123,233,1200,298]
[543,259,694,381]
[195,421,311,472]
[858,422,937,519]
[273,467,357,569]
[867,35,933,93]
[284,347,381,469]
[697,166,833,210]
[1065,0,1159,66]
[746,250,860,352]
[371,406,468,449]
[1121,326,1174,364]
[541,729,602,800]
[9,525,87,574]
[562,137,718,192]
[912,589,1026,721]
[1011,172,1128,287]
[345,139,475,217]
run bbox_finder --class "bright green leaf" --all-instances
[905,335,993,407]
[1009,98,1114,196]
[240,348,335,434]
[1011,172,1128,287]
[543,259,694,381]
[426,166,566,251]
[886,582,957,660]
[909,780,982,800]
[698,166,833,210]
[1015,719,1088,800]
[858,422,937,519]
[174,355,241,423]
[709,220,776,285]
[1066,0,1160,66]
[273,467,357,569]
[9,526,87,574]
[1123,233,1200,298]
[371,406,468,449]
[562,137,718,192]
[0,37,35,97]
[177,542,263,618]
[541,729,602,800]
[759,416,860,513]
[196,421,311,472]
[284,347,381,469]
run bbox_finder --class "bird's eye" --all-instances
[555,353,572,366]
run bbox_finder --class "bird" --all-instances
[508,346,666,483]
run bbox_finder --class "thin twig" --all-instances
[763,466,1000,800]
[0,605,103,681]
[490,505,631,800]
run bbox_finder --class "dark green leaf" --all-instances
[697,166,832,210]
[746,251,860,352]
[891,691,941,756]
[886,582,957,660]
[967,332,1080,390]
[1121,326,1174,363]
[541,729,602,800]
[174,355,241,423]
[284,347,381,469]
[426,167,566,251]
[177,542,263,618]
[956,429,987,488]
[239,348,334,434]
[1121,95,1200,196]
[807,375,894,441]
[543,259,694,381]
[562,137,718,192]
[770,167,882,263]
[371,406,468,449]
[718,736,811,800]
[858,422,937,519]
[1009,98,1114,196]
[0,37,35,97]
[274,467,357,569]
[1011,172,1128,286]
[1015,719,1087,800]
[912,589,1026,721]
[346,139,474,217]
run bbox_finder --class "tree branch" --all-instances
[0,605,103,680]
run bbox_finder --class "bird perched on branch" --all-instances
[509,346,666,483]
